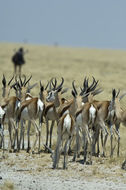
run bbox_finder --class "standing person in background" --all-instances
[12,47,26,75]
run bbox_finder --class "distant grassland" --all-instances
[1,43,126,99]
[0,43,125,158]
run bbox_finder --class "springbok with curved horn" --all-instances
[71,79,101,163]
[0,75,19,151]
[109,89,126,156]
[44,77,66,150]
[12,75,42,152]
[15,76,44,153]
[15,75,38,151]
[46,81,75,169]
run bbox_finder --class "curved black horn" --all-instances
[80,77,88,95]
[116,89,120,98]
[2,74,6,87]
[45,81,49,90]
[72,80,78,95]
[90,80,99,92]
[56,77,64,90]
[24,75,32,86]
[51,78,57,90]
[22,75,26,86]
[87,77,95,92]
[49,78,53,91]
[8,75,14,86]
[19,75,23,86]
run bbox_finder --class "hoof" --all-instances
[63,165,68,170]
[32,150,35,154]
[26,147,31,153]
[101,153,106,157]
[13,149,17,153]
[52,166,56,169]
[9,149,13,153]
[86,161,92,165]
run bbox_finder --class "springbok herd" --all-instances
[0,75,126,169]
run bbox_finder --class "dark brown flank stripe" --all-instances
[59,104,71,118]
[75,109,82,118]
[25,94,33,99]
[45,103,54,115]
[17,98,38,120]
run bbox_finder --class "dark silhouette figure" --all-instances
[12,48,25,75]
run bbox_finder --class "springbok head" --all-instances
[80,76,102,103]
[46,77,64,102]
[109,89,126,112]
[39,80,50,101]
[15,75,37,98]
[2,75,16,98]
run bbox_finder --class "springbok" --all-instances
[108,89,126,156]
[83,88,125,158]
[15,76,44,153]
[43,78,66,150]
[0,75,19,151]
[71,80,102,163]
[78,78,120,157]
[14,75,38,151]
[46,82,75,169]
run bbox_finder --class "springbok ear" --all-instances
[61,88,69,94]
[91,88,103,96]
[119,92,126,101]
[71,90,76,98]
[29,83,38,90]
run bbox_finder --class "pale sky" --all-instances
[0,0,126,49]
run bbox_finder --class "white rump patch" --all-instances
[63,114,71,132]
[0,106,5,119]
[26,97,32,100]
[89,104,96,123]
[37,99,44,112]
[26,93,32,100]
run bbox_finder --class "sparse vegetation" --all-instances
[0,180,15,190]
